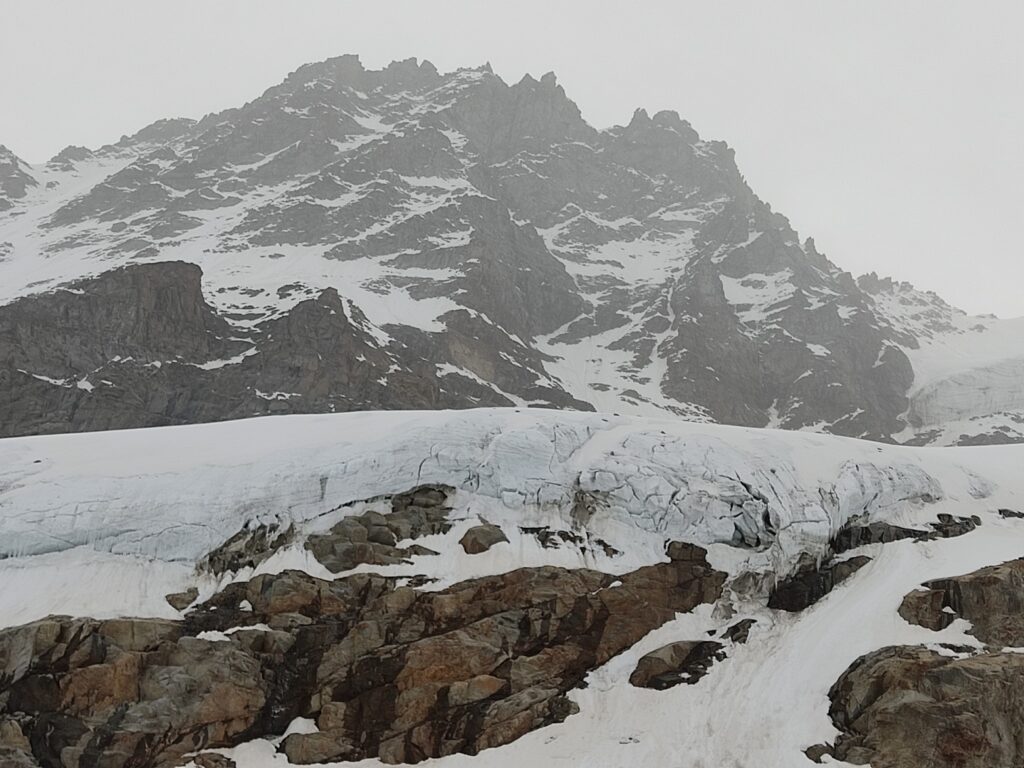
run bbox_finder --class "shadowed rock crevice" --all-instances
[768,555,870,612]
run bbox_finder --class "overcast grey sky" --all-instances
[3,1,1021,317]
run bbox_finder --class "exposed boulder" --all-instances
[629,641,726,689]
[165,587,199,611]
[459,523,509,554]
[722,618,757,644]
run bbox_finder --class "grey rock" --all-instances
[165,587,199,611]
[459,523,509,554]
[0,56,1002,444]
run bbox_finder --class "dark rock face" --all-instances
[201,521,297,575]
[721,618,756,644]
[0,56,954,441]
[832,513,980,554]
[827,646,1024,767]
[767,555,871,612]
[628,641,726,689]
[0,263,589,437]
[0,545,725,766]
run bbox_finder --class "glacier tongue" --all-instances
[0,408,954,573]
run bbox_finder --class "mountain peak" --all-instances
[0,54,1016,447]
[0,144,37,209]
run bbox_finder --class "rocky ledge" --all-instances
[0,543,724,766]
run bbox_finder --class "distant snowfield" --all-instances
[2,407,1023,767]
[904,315,1024,395]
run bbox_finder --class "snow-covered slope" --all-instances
[1,408,1022,767]
[860,274,1024,444]
[0,408,952,570]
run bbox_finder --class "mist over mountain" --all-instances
[1,55,1022,444]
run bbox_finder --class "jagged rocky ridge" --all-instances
[1,55,1019,442]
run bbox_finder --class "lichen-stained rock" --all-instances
[827,646,1024,768]
[0,545,725,766]
[897,557,1024,646]
[629,641,726,689]
[284,544,725,763]
[459,523,509,554]
[0,616,263,768]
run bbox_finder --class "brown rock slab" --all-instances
[0,543,725,766]
[828,645,1024,767]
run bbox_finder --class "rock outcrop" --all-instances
[0,264,568,438]
[832,513,980,554]
[823,556,1024,766]
[826,646,1024,767]
[898,557,1024,645]
[0,544,725,766]
[304,485,454,573]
